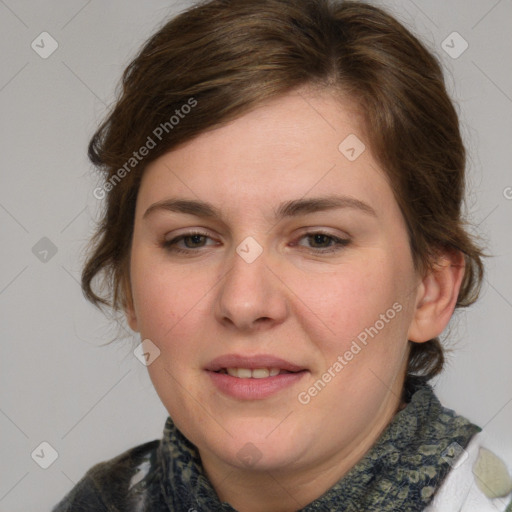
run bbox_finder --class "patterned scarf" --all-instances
[157,378,481,511]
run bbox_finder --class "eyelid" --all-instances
[294,226,351,239]
[161,228,351,256]
[291,230,351,253]
[162,229,218,249]
[163,228,214,243]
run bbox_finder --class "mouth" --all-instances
[205,354,308,399]
[205,353,306,374]
[214,367,303,378]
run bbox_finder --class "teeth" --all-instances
[238,368,253,379]
[224,368,285,378]
[252,368,269,379]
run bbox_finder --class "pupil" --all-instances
[186,235,204,247]
[312,234,329,247]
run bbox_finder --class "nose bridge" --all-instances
[215,238,287,330]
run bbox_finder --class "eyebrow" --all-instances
[143,195,377,221]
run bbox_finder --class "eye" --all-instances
[162,231,218,254]
[161,230,350,255]
[294,231,351,254]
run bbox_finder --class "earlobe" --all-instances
[408,250,465,343]
[125,302,139,332]
[121,276,139,332]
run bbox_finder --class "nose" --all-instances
[214,244,288,332]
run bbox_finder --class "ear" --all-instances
[125,301,139,332]
[408,250,465,343]
[121,274,139,332]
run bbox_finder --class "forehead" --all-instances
[137,90,397,221]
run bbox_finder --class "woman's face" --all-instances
[127,89,423,477]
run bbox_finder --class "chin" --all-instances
[206,421,309,471]
[226,442,302,472]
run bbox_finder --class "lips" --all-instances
[205,354,306,374]
[205,354,308,399]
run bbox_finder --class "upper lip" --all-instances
[205,354,306,372]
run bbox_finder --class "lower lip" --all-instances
[207,370,308,400]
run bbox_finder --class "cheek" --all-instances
[293,256,405,352]
[129,252,223,373]
[130,249,201,334]
[130,258,215,414]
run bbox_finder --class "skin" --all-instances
[125,87,464,511]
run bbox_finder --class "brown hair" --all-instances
[82,0,484,383]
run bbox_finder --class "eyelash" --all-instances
[161,230,351,255]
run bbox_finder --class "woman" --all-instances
[53,0,512,510]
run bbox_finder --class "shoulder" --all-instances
[52,439,161,512]
[425,431,512,512]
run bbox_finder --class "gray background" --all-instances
[0,1,511,510]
